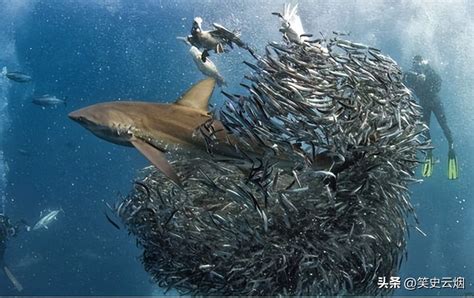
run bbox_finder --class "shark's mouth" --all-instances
[89,122,135,147]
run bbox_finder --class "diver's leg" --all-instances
[0,240,5,266]
[420,99,434,177]
[432,95,454,146]
[420,98,432,142]
[432,95,458,179]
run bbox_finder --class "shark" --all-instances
[69,78,342,188]
[68,78,230,187]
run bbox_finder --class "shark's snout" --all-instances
[68,109,93,127]
[68,110,82,122]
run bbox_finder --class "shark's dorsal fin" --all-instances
[175,78,216,112]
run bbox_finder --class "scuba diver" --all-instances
[0,214,29,292]
[403,55,459,180]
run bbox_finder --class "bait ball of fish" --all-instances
[119,157,415,296]
[118,33,427,295]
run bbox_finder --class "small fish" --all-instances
[104,211,121,230]
[199,264,215,270]
[415,226,427,237]
[17,149,31,156]
[32,94,67,107]
[2,67,32,83]
[332,30,351,36]
[32,208,63,231]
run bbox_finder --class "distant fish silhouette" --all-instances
[2,67,32,83]
[32,94,67,108]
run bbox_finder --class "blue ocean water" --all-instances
[0,0,472,295]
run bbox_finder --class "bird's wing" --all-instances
[211,23,246,48]
[282,3,307,39]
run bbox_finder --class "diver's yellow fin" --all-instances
[422,151,434,177]
[447,149,459,180]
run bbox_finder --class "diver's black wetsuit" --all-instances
[0,236,5,266]
[0,216,29,265]
[0,215,29,291]
[0,215,16,266]
[404,62,453,146]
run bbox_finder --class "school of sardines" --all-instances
[113,26,428,296]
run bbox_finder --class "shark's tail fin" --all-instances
[3,265,24,292]
[1,66,7,76]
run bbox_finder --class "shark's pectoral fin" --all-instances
[131,138,182,188]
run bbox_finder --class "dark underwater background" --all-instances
[0,0,472,295]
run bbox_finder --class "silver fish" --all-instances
[32,208,63,230]
[32,94,67,107]
[2,67,32,83]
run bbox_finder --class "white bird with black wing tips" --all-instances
[182,16,255,62]
[273,3,313,44]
